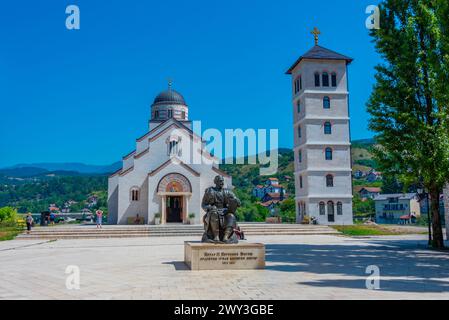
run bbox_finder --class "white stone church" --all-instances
[108,87,232,225]
[287,35,354,225]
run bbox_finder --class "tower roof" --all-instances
[152,89,187,106]
[286,45,353,74]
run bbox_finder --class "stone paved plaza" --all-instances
[1,234,448,300]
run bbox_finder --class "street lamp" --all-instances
[417,180,432,246]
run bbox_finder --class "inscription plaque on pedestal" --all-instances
[184,242,265,270]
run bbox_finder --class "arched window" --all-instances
[154,110,159,119]
[294,78,298,94]
[299,75,302,90]
[314,73,320,87]
[297,100,301,113]
[297,126,302,138]
[298,149,302,163]
[323,96,330,109]
[167,109,173,118]
[322,72,329,87]
[327,201,335,222]
[331,73,337,87]
[319,202,325,215]
[131,188,140,201]
[168,138,182,156]
[337,202,343,215]
[326,174,334,187]
[325,148,333,160]
[299,176,303,188]
[181,111,186,120]
[324,122,332,135]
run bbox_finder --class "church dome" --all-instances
[152,89,187,106]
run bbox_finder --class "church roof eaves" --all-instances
[148,159,201,177]
[286,45,353,74]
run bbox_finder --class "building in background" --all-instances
[286,29,353,225]
[374,193,421,224]
[358,187,381,200]
[252,178,286,200]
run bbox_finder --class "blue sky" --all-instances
[0,0,381,167]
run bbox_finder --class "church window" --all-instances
[319,202,325,215]
[326,175,334,187]
[297,100,301,113]
[168,140,181,156]
[297,126,302,138]
[331,73,337,87]
[324,122,332,135]
[131,188,140,201]
[323,96,330,109]
[322,72,329,87]
[325,147,333,160]
[299,75,302,90]
[168,109,173,118]
[181,111,186,120]
[314,73,320,87]
[155,110,159,119]
[298,149,302,163]
[299,176,303,188]
[337,202,343,215]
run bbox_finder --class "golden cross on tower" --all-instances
[311,27,321,45]
[167,78,173,89]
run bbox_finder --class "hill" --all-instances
[3,162,122,175]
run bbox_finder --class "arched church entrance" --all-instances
[157,173,192,224]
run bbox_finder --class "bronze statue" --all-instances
[201,175,242,244]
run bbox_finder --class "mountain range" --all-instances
[0,139,375,179]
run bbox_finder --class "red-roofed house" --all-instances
[359,187,382,199]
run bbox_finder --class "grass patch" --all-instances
[332,225,419,236]
[0,225,24,241]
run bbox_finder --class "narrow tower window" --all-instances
[322,72,329,87]
[324,122,332,135]
[331,73,337,87]
[314,73,320,87]
[325,147,333,160]
[319,202,325,215]
[337,202,343,215]
[326,175,334,187]
[323,96,330,109]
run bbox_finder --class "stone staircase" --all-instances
[16,223,340,240]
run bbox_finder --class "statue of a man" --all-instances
[201,175,241,244]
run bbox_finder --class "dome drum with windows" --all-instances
[151,85,188,121]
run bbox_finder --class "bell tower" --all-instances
[286,28,354,225]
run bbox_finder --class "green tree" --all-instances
[0,207,17,223]
[367,0,449,248]
[279,198,296,223]
[352,195,375,218]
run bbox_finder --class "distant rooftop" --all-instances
[374,193,417,201]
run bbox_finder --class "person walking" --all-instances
[26,213,33,234]
[96,210,103,229]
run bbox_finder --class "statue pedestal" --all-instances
[184,241,265,271]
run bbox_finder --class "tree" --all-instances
[0,207,17,223]
[279,198,296,223]
[367,0,449,248]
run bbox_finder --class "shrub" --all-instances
[0,207,17,224]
